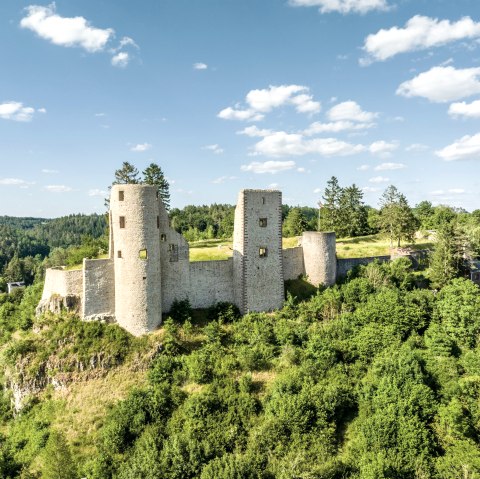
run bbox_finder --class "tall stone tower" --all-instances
[110,184,162,335]
[302,231,337,287]
[233,189,284,314]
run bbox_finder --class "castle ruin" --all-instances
[37,185,338,336]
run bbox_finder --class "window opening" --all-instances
[160,234,167,242]
[169,244,179,262]
[259,218,267,227]
[139,249,148,260]
[259,247,268,258]
[157,216,160,228]
[117,250,122,258]
[119,190,124,201]
[119,216,125,228]
[262,196,266,204]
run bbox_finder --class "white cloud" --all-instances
[20,4,114,52]
[369,176,390,183]
[369,140,399,156]
[448,99,480,118]
[241,160,296,174]
[111,52,129,67]
[436,133,480,161]
[193,62,208,70]
[397,66,480,103]
[95,112,106,117]
[45,184,72,193]
[88,188,107,197]
[117,36,138,50]
[430,188,465,196]
[357,164,370,171]
[374,162,406,171]
[313,187,322,193]
[218,107,264,122]
[362,16,480,64]
[297,167,306,173]
[41,168,58,174]
[327,101,378,122]
[38,108,47,114]
[406,143,428,152]
[268,183,280,189]
[237,125,273,137]
[0,178,34,187]
[202,144,224,154]
[218,84,320,121]
[289,0,389,14]
[362,186,381,192]
[252,131,366,157]
[0,101,37,122]
[130,143,152,152]
[212,176,237,184]
[303,120,375,135]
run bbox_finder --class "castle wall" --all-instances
[283,247,305,280]
[336,255,390,279]
[302,232,337,287]
[42,268,83,301]
[233,190,284,314]
[189,259,234,308]
[158,201,191,313]
[82,258,115,320]
[110,185,162,336]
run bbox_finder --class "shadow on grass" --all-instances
[285,277,318,302]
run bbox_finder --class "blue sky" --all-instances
[1,0,480,217]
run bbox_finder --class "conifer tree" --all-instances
[42,431,77,479]
[113,161,140,185]
[143,163,171,211]
[319,176,342,233]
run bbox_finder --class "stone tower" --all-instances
[110,184,162,335]
[302,231,337,287]
[233,189,284,314]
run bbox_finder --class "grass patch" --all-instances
[285,278,318,302]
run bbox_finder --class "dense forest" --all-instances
[0,258,479,477]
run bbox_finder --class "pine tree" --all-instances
[319,176,342,233]
[142,163,171,210]
[283,207,308,237]
[339,184,369,237]
[113,161,140,184]
[41,431,77,479]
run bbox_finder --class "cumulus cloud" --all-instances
[406,143,429,152]
[193,62,208,70]
[202,144,224,154]
[218,84,320,121]
[374,162,406,170]
[0,101,39,122]
[448,99,480,118]
[41,169,58,174]
[241,160,296,174]
[369,140,399,157]
[45,184,72,193]
[20,3,114,52]
[130,143,152,152]
[327,101,378,122]
[436,133,480,161]
[303,120,375,135]
[111,52,130,67]
[88,188,107,197]
[252,131,366,157]
[397,66,480,103]
[369,176,390,183]
[357,164,370,171]
[0,178,34,187]
[237,126,273,137]
[362,16,480,64]
[289,0,389,14]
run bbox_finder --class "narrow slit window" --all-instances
[156,190,159,199]
[117,250,122,258]
[160,234,167,242]
[139,249,148,260]
[259,247,268,258]
[262,196,266,204]
[119,216,126,229]
[119,190,124,201]
[157,216,160,228]
[169,244,179,262]
[259,218,267,227]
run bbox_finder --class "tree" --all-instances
[338,184,368,237]
[143,163,171,210]
[414,200,435,230]
[319,176,342,233]
[113,161,140,185]
[429,222,467,289]
[41,431,77,479]
[378,185,418,247]
[283,208,308,237]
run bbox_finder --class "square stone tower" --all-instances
[233,189,284,314]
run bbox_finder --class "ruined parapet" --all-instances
[110,185,162,336]
[302,231,337,287]
[233,189,284,314]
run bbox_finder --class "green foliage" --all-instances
[143,163,171,211]
[168,299,193,324]
[41,430,77,479]
[282,207,308,237]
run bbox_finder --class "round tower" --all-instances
[110,184,162,335]
[302,231,337,287]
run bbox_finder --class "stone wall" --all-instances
[189,259,235,308]
[41,268,83,301]
[82,258,115,320]
[336,255,391,279]
[283,247,305,280]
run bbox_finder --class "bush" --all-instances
[169,299,192,324]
